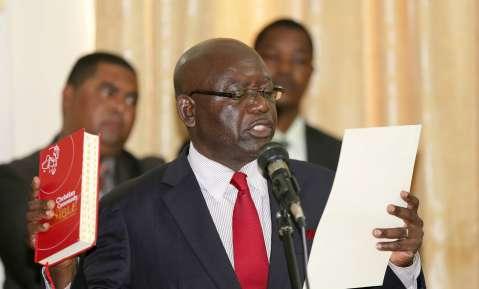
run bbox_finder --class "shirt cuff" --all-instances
[41,267,72,289]
[388,253,422,289]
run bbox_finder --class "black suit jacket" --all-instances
[305,124,342,171]
[0,148,164,289]
[70,153,424,289]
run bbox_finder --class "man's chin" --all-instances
[241,138,272,157]
[99,136,125,157]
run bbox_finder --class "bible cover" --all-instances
[34,128,100,265]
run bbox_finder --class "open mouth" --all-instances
[247,120,274,138]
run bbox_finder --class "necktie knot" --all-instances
[230,171,249,193]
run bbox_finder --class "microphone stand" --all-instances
[259,142,310,289]
[276,208,302,289]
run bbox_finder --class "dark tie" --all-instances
[99,160,114,198]
[230,172,269,289]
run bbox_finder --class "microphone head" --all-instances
[258,142,289,172]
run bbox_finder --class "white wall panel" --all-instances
[0,0,95,163]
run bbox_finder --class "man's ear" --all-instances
[62,85,75,115]
[176,94,196,128]
[307,63,314,79]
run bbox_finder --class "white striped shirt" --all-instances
[187,143,271,267]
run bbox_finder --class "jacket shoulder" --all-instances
[289,159,335,184]
[139,156,165,172]
[288,160,335,201]
[100,159,177,211]
[305,124,341,148]
[118,150,165,174]
[288,160,335,226]
[0,151,39,182]
[305,124,342,170]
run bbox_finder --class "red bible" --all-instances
[34,128,100,265]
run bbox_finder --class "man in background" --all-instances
[0,52,164,289]
[254,18,341,171]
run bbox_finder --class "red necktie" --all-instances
[231,172,269,289]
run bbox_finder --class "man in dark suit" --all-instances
[27,39,424,289]
[0,52,164,289]
[255,19,341,171]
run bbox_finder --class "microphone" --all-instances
[258,142,305,227]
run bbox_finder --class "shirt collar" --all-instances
[274,116,305,142]
[187,142,268,202]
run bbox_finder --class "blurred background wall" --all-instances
[1,0,478,288]
[0,0,95,162]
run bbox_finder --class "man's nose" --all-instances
[247,93,270,113]
[108,94,127,113]
[277,58,292,75]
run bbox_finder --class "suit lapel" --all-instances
[267,184,290,289]
[305,125,317,164]
[160,156,241,289]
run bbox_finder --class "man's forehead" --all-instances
[220,66,271,82]
[258,27,312,55]
[206,57,273,87]
[94,62,135,77]
[89,63,137,84]
[174,38,272,93]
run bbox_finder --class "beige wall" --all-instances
[0,0,95,163]
[96,0,477,287]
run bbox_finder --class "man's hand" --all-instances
[373,191,424,267]
[26,176,76,288]
[26,177,54,248]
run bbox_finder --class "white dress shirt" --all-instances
[188,143,272,266]
[0,259,5,287]
[273,117,307,161]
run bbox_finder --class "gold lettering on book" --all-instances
[51,190,79,224]
[54,202,78,222]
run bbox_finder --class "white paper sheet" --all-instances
[306,125,421,289]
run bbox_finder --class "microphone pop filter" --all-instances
[258,142,289,172]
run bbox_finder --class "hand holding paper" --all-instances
[374,190,424,267]
[307,125,423,289]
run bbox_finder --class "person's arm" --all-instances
[26,177,77,289]
[388,253,422,289]
[42,265,75,289]
[71,199,131,288]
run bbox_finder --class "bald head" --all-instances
[174,38,277,170]
[174,38,270,97]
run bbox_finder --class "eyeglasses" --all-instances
[189,85,285,102]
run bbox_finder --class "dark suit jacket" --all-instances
[305,124,342,171]
[71,153,424,289]
[0,148,164,289]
